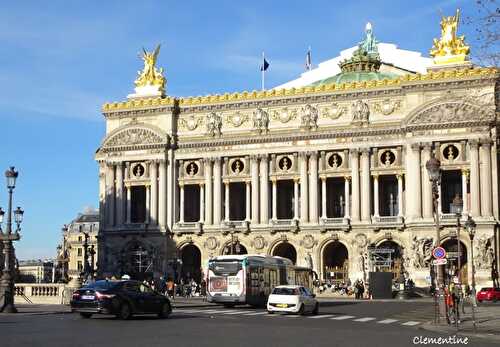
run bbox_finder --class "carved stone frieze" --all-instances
[206,112,222,137]
[204,236,218,250]
[351,100,370,124]
[252,108,269,133]
[226,111,248,127]
[322,103,346,120]
[251,236,267,250]
[271,108,297,124]
[373,99,401,115]
[104,128,164,147]
[407,102,494,126]
[179,115,202,131]
[300,104,318,130]
[299,234,317,249]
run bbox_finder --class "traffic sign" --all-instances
[432,258,448,265]
[432,247,446,259]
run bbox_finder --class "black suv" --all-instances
[70,280,172,320]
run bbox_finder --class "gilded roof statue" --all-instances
[430,9,470,65]
[134,44,166,93]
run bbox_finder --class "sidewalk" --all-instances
[420,303,500,342]
[0,304,71,316]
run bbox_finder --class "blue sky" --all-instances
[0,0,480,259]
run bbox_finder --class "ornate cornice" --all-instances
[101,67,498,115]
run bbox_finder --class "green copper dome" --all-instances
[308,23,399,86]
[310,70,399,86]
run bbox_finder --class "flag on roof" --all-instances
[260,56,269,71]
[305,47,312,71]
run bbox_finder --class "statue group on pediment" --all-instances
[105,128,164,147]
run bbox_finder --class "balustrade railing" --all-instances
[14,283,66,304]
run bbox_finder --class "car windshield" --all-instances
[83,280,120,291]
[480,288,493,291]
[272,287,299,295]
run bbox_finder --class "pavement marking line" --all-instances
[377,319,399,324]
[242,312,268,316]
[353,317,376,322]
[196,310,224,314]
[307,315,334,319]
[401,321,420,326]
[330,315,355,320]
[284,315,301,318]
[175,309,205,313]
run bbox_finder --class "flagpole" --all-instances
[262,51,265,91]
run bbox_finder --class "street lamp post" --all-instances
[451,195,464,318]
[0,167,24,313]
[426,156,447,321]
[464,215,477,332]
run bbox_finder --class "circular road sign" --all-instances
[432,247,446,259]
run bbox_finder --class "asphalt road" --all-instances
[0,301,496,347]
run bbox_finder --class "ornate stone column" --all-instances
[360,148,371,222]
[106,163,115,227]
[461,169,469,216]
[145,184,151,224]
[150,161,158,225]
[480,140,493,217]
[407,143,422,220]
[350,149,360,222]
[272,178,277,221]
[469,140,481,217]
[373,174,379,218]
[299,152,309,223]
[260,154,269,223]
[126,185,131,224]
[204,158,213,225]
[115,162,124,226]
[294,178,299,220]
[224,182,230,221]
[344,176,350,219]
[166,150,174,230]
[199,183,205,223]
[321,177,327,219]
[179,183,185,223]
[251,155,260,224]
[158,159,167,229]
[245,181,251,221]
[421,143,433,219]
[397,174,404,217]
[308,152,319,224]
[213,157,222,225]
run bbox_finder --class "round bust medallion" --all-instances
[132,163,145,178]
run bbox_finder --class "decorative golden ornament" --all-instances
[134,44,166,92]
[430,9,470,65]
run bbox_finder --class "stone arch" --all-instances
[271,241,297,264]
[404,95,493,128]
[440,236,469,284]
[178,243,202,283]
[120,239,154,281]
[319,238,349,283]
[100,123,169,151]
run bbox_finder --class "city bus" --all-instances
[206,255,314,307]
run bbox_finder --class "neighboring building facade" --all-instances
[95,13,499,287]
[18,260,54,283]
[56,208,99,282]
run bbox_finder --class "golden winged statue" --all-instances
[134,44,166,92]
[430,9,470,63]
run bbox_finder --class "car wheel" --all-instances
[79,312,92,319]
[267,310,274,314]
[158,302,171,319]
[312,303,319,315]
[298,304,305,315]
[118,302,132,320]
[493,297,498,303]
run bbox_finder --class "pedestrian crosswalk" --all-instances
[174,308,422,327]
